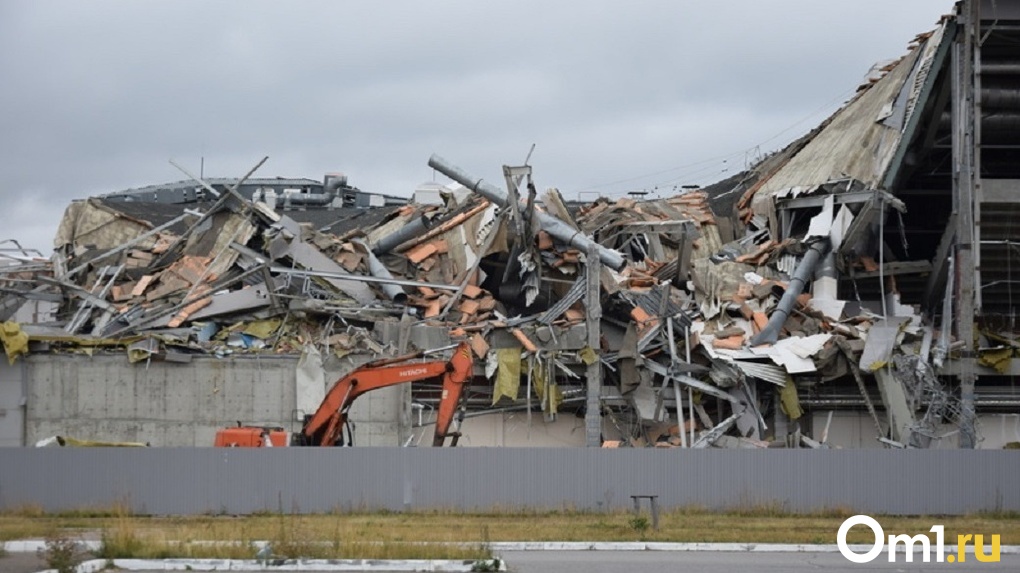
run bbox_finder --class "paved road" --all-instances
[498,550,1019,572]
[0,551,47,573]
[6,551,1016,573]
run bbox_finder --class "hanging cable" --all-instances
[897,209,910,259]
[571,85,857,195]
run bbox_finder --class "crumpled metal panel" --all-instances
[538,276,585,325]
[270,238,376,305]
[643,359,736,403]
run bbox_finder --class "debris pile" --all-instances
[0,155,947,449]
[0,154,1000,448]
[6,7,1018,448]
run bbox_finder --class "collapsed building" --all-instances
[1,0,1019,449]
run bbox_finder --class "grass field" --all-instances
[2,506,1018,560]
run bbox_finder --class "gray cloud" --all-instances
[0,0,954,253]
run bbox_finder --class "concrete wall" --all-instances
[974,414,1020,449]
[0,360,25,447]
[1,449,1016,515]
[13,352,1017,450]
[811,410,1020,449]
[453,412,586,447]
[21,354,406,447]
[810,411,886,449]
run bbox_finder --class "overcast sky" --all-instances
[1,0,956,254]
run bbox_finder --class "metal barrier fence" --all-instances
[0,448,1016,515]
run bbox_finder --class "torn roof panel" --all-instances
[576,192,723,268]
[309,205,405,236]
[744,22,952,217]
[54,199,159,252]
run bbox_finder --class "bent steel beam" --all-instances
[428,154,627,271]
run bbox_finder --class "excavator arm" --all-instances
[303,342,474,446]
[432,342,474,446]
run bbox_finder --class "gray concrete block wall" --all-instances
[0,360,26,447]
[16,352,1016,450]
[24,355,294,446]
[22,353,408,447]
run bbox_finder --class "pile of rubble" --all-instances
[0,153,968,449]
[12,8,1020,448]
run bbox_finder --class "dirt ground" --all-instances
[0,551,48,573]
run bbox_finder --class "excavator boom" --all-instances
[215,342,473,447]
[305,359,447,445]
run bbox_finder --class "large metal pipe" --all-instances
[939,109,1020,143]
[428,154,627,271]
[372,215,432,255]
[981,62,1020,75]
[356,240,407,304]
[813,250,838,300]
[750,238,831,346]
[323,172,348,194]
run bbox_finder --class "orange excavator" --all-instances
[214,342,474,447]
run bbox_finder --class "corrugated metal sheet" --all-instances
[731,359,788,386]
[631,287,694,329]
[1,449,1016,515]
[538,276,585,325]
